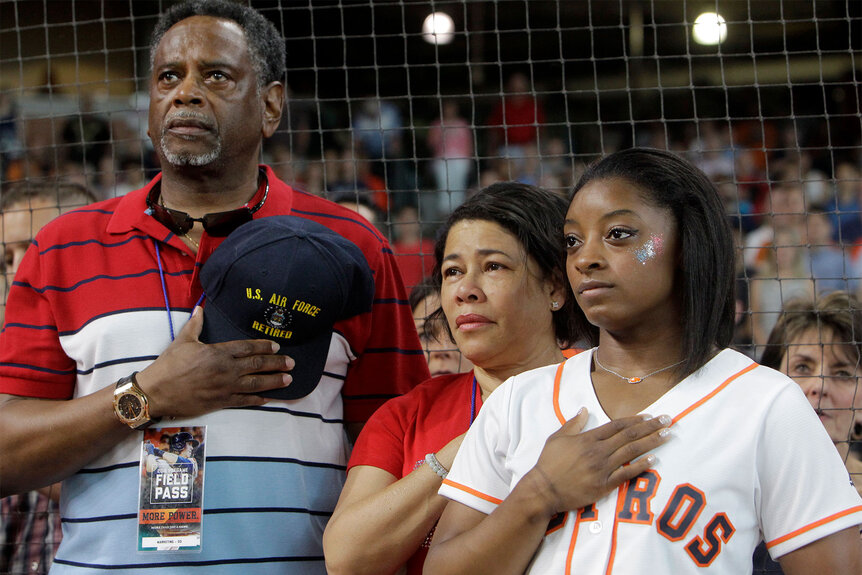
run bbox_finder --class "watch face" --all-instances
[117,394,143,421]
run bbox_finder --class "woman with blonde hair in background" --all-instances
[760,290,862,495]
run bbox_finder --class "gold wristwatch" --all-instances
[112,372,160,429]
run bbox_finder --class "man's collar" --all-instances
[107,173,167,238]
[106,165,294,238]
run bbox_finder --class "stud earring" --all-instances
[551,301,560,310]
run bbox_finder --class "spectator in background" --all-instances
[732,144,769,225]
[749,227,816,352]
[538,135,573,193]
[1,181,96,323]
[0,487,61,575]
[60,93,110,175]
[805,205,858,295]
[342,148,388,213]
[324,182,576,575]
[743,179,807,269]
[752,289,862,575]
[471,166,503,202]
[729,219,756,358]
[331,190,386,235]
[322,147,353,193]
[265,85,316,163]
[351,97,404,180]
[427,100,474,220]
[485,72,545,175]
[800,154,831,209]
[0,179,96,575]
[266,145,300,189]
[0,93,23,182]
[832,161,862,244]
[507,142,541,185]
[323,147,388,212]
[409,280,473,378]
[104,155,147,198]
[410,279,440,335]
[715,174,756,234]
[760,291,862,496]
[686,120,734,181]
[297,159,325,197]
[391,204,436,292]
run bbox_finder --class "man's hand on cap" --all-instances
[135,306,294,419]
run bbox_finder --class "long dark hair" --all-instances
[430,181,577,346]
[570,148,736,375]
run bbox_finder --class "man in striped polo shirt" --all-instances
[0,1,429,573]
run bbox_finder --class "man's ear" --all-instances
[261,81,284,138]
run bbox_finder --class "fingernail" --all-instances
[645,454,656,466]
[282,374,292,386]
[659,427,671,438]
[658,415,672,426]
[641,413,652,420]
[271,342,280,353]
[576,407,585,416]
[285,357,295,369]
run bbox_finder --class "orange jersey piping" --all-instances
[441,478,503,506]
[672,362,758,425]
[564,512,584,575]
[766,505,862,549]
[552,361,567,425]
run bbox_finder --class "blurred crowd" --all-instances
[1,72,862,364]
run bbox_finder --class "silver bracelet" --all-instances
[424,452,449,479]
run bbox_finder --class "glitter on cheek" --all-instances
[633,233,664,264]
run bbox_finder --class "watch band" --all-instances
[113,372,160,430]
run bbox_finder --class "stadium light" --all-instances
[422,12,455,45]
[692,12,727,45]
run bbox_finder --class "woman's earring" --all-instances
[551,301,560,310]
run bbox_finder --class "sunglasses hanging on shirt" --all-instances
[145,170,269,237]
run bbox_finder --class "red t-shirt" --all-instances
[488,96,546,146]
[348,371,481,573]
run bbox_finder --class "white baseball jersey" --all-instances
[439,348,862,574]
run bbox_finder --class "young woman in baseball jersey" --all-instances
[323,182,667,575]
[427,148,862,574]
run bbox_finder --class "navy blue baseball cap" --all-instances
[199,216,375,400]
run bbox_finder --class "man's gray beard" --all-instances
[159,133,222,167]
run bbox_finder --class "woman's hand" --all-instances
[528,408,672,516]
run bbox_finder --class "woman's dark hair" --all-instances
[570,148,736,375]
[760,291,862,370]
[150,0,286,88]
[430,181,577,346]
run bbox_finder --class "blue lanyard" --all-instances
[153,239,205,341]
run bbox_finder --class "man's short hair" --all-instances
[0,180,96,212]
[149,0,286,89]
